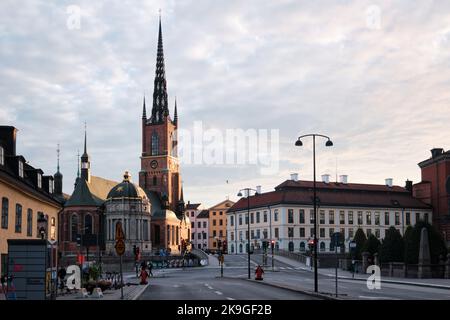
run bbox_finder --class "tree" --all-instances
[363,234,381,256]
[353,228,367,260]
[404,221,447,264]
[380,227,404,263]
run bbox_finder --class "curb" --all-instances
[130,283,150,300]
[336,275,450,290]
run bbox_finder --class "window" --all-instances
[230,216,234,226]
[37,173,42,188]
[219,219,223,226]
[288,227,294,238]
[213,212,216,216]
[299,209,305,224]
[405,212,411,225]
[375,212,380,225]
[49,180,54,193]
[231,232,234,241]
[1,197,8,229]
[213,230,216,237]
[239,231,243,240]
[250,212,254,224]
[84,215,92,234]
[219,211,223,215]
[348,211,353,224]
[349,228,354,239]
[192,232,195,239]
[263,211,268,223]
[300,227,305,237]
[0,146,4,165]
[256,229,260,239]
[213,220,216,226]
[191,222,194,229]
[245,215,249,224]
[366,212,372,225]
[239,215,242,225]
[310,210,315,223]
[197,221,201,228]
[219,230,223,237]
[385,212,390,225]
[15,204,22,233]
[250,230,254,239]
[366,229,372,237]
[213,242,216,248]
[151,133,159,155]
[263,229,268,238]
[310,228,315,237]
[357,211,363,225]
[274,210,279,222]
[153,176,157,186]
[26,209,33,237]
[320,242,325,252]
[319,210,325,224]
[424,213,429,223]
[203,221,207,228]
[320,228,325,238]
[288,241,294,252]
[375,229,380,239]
[191,212,194,217]
[18,160,24,178]
[415,212,420,223]
[203,232,206,240]
[143,220,149,241]
[300,242,306,252]
[288,209,294,223]
[256,212,260,223]
[329,210,335,224]
[71,214,78,242]
[274,228,279,238]
[197,233,201,239]
[395,212,400,225]
[340,211,345,224]
[329,227,335,238]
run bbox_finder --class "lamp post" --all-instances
[295,133,333,293]
[237,188,258,280]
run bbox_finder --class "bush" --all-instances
[353,228,367,260]
[363,234,381,256]
[404,221,447,264]
[380,227,404,263]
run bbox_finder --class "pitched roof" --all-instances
[197,209,209,218]
[228,180,430,212]
[65,175,119,207]
[208,199,235,210]
[186,203,201,210]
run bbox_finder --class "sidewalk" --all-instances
[272,255,450,290]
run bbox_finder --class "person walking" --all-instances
[58,266,66,291]
[148,262,153,277]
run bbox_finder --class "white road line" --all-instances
[358,295,399,300]
[287,267,293,270]
[226,297,235,300]
[280,267,285,270]
[215,291,223,295]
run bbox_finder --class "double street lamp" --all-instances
[237,188,258,280]
[295,133,333,293]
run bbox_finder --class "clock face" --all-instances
[150,160,158,169]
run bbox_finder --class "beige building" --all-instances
[208,199,234,252]
[1,126,63,276]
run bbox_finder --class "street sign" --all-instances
[115,222,125,240]
[115,239,125,256]
[349,241,357,249]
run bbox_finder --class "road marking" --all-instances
[215,291,223,295]
[280,267,285,270]
[286,267,293,270]
[226,297,235,300]
[358,295,399,300]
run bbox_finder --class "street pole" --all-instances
[269,205,274,271]
[247,192,251,280]
[335,234,338,297]
[120,255,123,300]
[313,135,318,293]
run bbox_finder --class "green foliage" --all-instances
[89,264,101,281]
[380,227,404,263]
[404,221,447,264]
[353,228,367,260]
[363,234,381,256]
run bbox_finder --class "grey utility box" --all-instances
[7,239,58,300]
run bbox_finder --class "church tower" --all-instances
[81,125,91,183]
[139,16,181,214]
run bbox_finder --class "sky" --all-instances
[1,0,450,208]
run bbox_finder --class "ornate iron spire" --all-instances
[142,95,147,119]
[77,149,80,178]
[82,122,88,157]
[173,97,178,125]
[56,143,60,173]
[150,14,169,123]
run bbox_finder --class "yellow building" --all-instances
[208,199,234,252]
[0,126,63,276]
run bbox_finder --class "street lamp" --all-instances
[237,188,258,279]
[295,133,333,293]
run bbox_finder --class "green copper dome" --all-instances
[107,171,147,200]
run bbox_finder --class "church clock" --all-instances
[150,160,158,169]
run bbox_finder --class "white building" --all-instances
[227,175,433,254]
[195,210,209,250]
[184,202,203,249]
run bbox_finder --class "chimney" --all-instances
[0,126,17,156]
[431,148,444,158]
[339,175,348,184]
[385,178,393,187]
[405,180,413,194]
[290,173,298,181]
[256,185,262,194]
[322,174,330,184]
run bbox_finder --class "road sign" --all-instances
[349,241,357,249]
[115,239,125,256]
[115,221,125,240]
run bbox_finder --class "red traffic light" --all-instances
[271,240,275,244]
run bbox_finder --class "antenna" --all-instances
[335,157,338,182]
[57,143,60,172]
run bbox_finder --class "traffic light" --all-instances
[270,240,275,249]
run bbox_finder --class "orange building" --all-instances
[208,199,234,252]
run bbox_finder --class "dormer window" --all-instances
[81,161,89,169]
[0,147,4,166]
[18,160,24,178]
[49,180,54,193]
[37,173,42,188]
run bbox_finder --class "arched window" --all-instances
[239,243,243,253]
[153,175,157,186]
[151,133,159,156]
[231,244,234,253]
[84,214,92,234]
[1,197,9,229]
[300,242,306,252]
[320,242,326,252]
[27,209,33,237]
[71,214,78,242]
[288,241,294,252]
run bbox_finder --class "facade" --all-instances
[105,171,152,255]
[59,130,118,259]
[184,202,202,248]
[0,126,63,275]
[208,199,234,252]
[195,210,209,250]
[413,148,450,245]
[227,176,432,254]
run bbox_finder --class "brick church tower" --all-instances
[139,17,182,214]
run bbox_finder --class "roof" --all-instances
[186,203,201,210]
[152,209,180,222]
[65,175,119,207]
[228,179,431,212]
[418,149,450,168]
[144,190,162,215]
[107,179,147,200]
[209,199,235,210]
[89,176,119,200]
[196,209,209,218]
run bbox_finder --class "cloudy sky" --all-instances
[1,0,450,208]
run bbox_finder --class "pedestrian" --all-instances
[57,266,66,291]
[148,262,153,277]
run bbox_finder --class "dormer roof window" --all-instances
[0,146,4,166]
[49,180,54,193]
[18,160,24,178]
[37,173,42,188]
